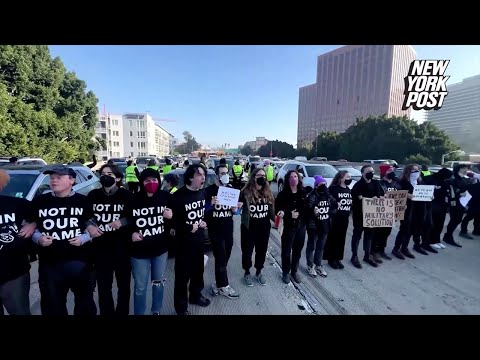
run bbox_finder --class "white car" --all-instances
[276,160,356,193]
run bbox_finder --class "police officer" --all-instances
[232,160,244,190]
[125,160,141,193]
[264,160,275,185]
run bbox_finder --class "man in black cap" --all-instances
[31,165,97,315]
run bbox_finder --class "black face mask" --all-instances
[256,177,266,186]
[317,184,327,192]
[100,175,116,188]
[344,179,352,186]
[387,172,397,180]
[365,172,374,180]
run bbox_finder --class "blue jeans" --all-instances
[131,252,168,315]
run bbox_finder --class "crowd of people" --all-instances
[0,159,478,315]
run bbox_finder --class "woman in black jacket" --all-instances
[275,170,308,284]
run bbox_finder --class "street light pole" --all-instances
[441,150,465,165]
[310,128,319,158]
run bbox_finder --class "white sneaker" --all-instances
[219,285,240,299]
[307,266,317,277]
[431,243,442,249]
[438,243,446,249]
[315,265,328,278]
[210,282,219,296]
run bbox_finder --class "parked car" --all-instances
[0,164,101,200]
[331,164,362,182]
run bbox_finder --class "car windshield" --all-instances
[136,157,155,165]
[305,165,338,178]
[336,166,362,176]
[0,173,38,198]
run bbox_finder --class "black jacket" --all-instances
[306,188,337,231]
[351,178,383,224]
[275,187,308,229]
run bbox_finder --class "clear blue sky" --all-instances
[49,45,480,149]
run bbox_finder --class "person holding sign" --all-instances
[168,164,209,315]
[239,168,275,287]
[124,168,172,315]
[275,169,308,283]
[31,165,97,315]
[460,172,480,238]
[323,171,352,270]
[350,166,383,268]
[204,164,240,299]
[392,164,429,259]
[86,164,135,316]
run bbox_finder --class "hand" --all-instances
[191,223,199,233]
[132,232,143,242]
[231,207,238,213]
[277,211,285,218]
[109,220,122,230]
[291,210,299,219]
[407,194,413,199]
[69,237,82,247]
[314,207,320,215]
[170,229,176,236]
[198,220,207,229]
[379,196,385,199]
[460,192,466,197]
[39,235,53,247]
[358,195,363,200]
[237,202,243,209]
[87,225,103,238]
[163,207,173,219]
[211,196,219,205]
[18,222,36,238]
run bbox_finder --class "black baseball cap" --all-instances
[43,165,77,178]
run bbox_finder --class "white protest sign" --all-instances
[412,185,435,201]
[460,191,472,208]
[216,186,240,208]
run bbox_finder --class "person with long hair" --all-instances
[239,167,275,287]
[323,171,352,269]
[392,164,429,259]
[275,170,308,284]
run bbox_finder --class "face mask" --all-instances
[220,174,230,185]
[344,179,352,186]
[365,172,374,180]
[144,182,159,193]
[317,184,326,192]
[410,171,420,184]
[458,171,467,177]
[289,177,299,187]
[387,172,397,180]
[100,175,116,188]
[256,177,266,186]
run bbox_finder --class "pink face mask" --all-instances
[144,182,159,194]
[289,177,299,187]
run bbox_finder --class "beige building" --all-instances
[298,45,416,145]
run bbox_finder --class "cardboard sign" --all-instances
[216,186,240,208]
[362,197,395,228]
[385,190,408,221]
[412,185,435,202]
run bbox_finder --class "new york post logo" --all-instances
[402,60,450,111]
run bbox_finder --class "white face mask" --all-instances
[220,174,230,185]
[410,171,420,185]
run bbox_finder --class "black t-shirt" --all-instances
[205,184,234,224]
[0,196,32,284]
[32,192,94,264]
[126,190,170,258]
[379,179,399,194]
[240,193,271,226]
[329,185,352,215]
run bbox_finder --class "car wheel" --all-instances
[278,180,284,193]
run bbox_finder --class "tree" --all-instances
[310,131,340,160]
[404,154,432,165]
[240,145,254,156]
[257,140,296,158]
[175,131,201,154]
[0,45,99,163]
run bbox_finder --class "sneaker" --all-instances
[328,260,339,269]
[459,232,474,240]
[392,248,405,260]
[282,272,291,284]
[378,252,392,261]
[256,273,267,286]
[372,253,383,264]
[401,248,416,259]
[189,295,211,307]
[244,274,254,287]
[307,265,317,277]
[211,282,219,296]
[290,272,302,284]
[422,244,438,254]
[315,265,327,277]
[363,256,378,267]
[152,312,160,315]
[438,243,446,249]
[219,285,239,299]
[177,309,191,315]
[431,243,442,249]
[350,256,362,269]
[413,244,429,255]
[337,260,345,269]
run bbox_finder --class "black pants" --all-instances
[0,272,31,315]
[127,182,139,193]
[351,221,374,258]
[430,206,447,244]
[281,222,306,274]
[372,227,392,254]
[174,234,205,314]
[421,205,433,246]
[209,220,234,288]
[324,214,349,261]
[39,260,97,316]
[94,248,131,316]
[241,222,271,275]
[461,207,479,233]
[445,206,465,239]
